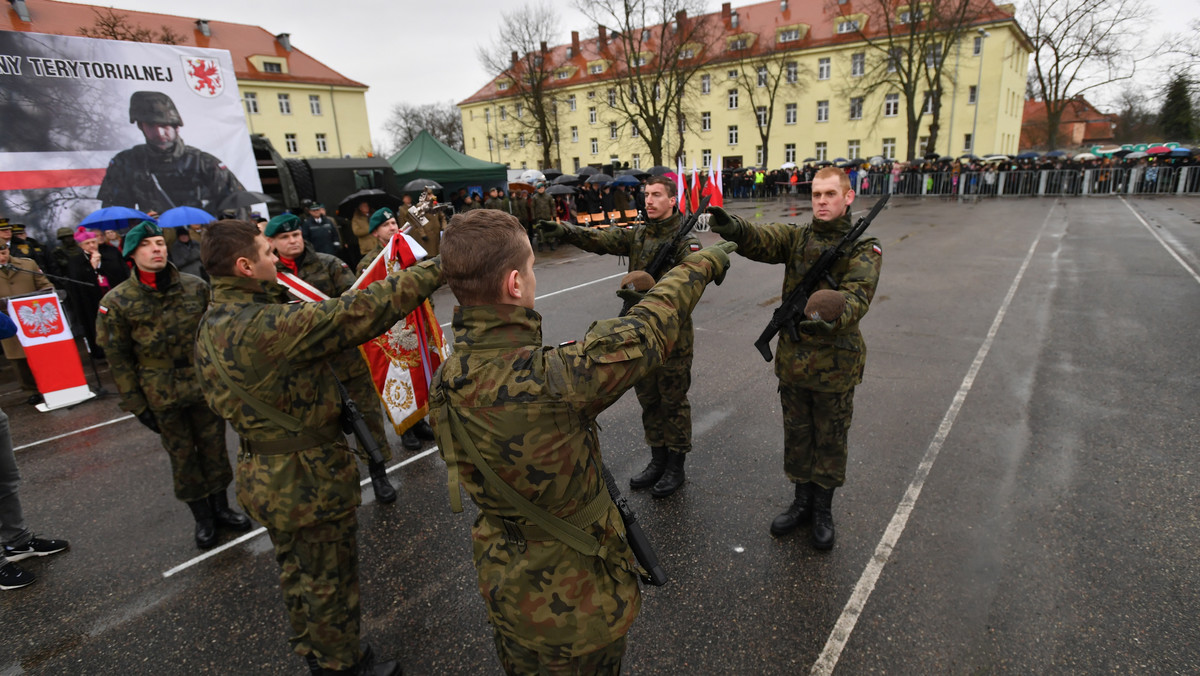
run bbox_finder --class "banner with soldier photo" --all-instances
[0,30,261,243]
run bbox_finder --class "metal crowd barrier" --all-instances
[845,166,1198,197]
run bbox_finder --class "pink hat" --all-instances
[74,226,100,243]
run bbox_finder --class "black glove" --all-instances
[705,206,738,237]
[682,241,737,286]
[136,409,160,434]
[796,318,836,335]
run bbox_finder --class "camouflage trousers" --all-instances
[269,515,361,671]
[155,404,232,502]
[634,351,692,453]
[494,631,625,676]
[779,385,856,489]
[345,372,392,464]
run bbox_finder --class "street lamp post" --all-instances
[969,28,989,156]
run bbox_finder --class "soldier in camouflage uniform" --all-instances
[97,91,245,214]
[706,166,882,549]
[529,183,557,252]
[431,209,734,673]
[267,213,397,504]
[193,219,441,675]
[539,176,702,498]
[95,221,250,549]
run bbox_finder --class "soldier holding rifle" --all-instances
[706,166,883,550]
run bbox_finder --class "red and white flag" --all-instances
[675,157,687,216]
[690,162,701,213]
[705,159,724,208]
[9,293,94,411]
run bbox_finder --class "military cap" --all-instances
[10,223,25,234]
[129,91,183,126]
[0,219,9,231]
[264,213,301,237]
[368,207,395,233]
[56,226,74,239]
[307,202,324,210]
[122,220,165,258]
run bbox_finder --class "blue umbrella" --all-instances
[1046,150,1067,157]
[157,206,216,228]
[79,206,154,231]
[1016,151,1041,160]
[612,174,641,187]
[1169,148,1192,157]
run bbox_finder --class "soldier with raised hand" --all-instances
[194,219,441,675]
[705,166,882,550]
[95,221,250,549]
[431,208,734,674]
[538,175,701,498]
[97,91,245,214]
[529,183,556,251]
[267,213,397,504]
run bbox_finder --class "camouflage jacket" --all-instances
[530,192,556,221]
[95,264,210,414]
[276,243,369,382]
[484,196,511,213]
[564,212,701,360]
[194,260,441,531]
[96,142,245,214]
[354,241,383,276]
[722,211,882,391]
[429,248,726,657]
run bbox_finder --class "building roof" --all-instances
[1021,98,1117,149]
[460,0,1019,106]
[1,0,366,88]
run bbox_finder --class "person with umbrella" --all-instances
[97,91,245,214]
[65,227,129,360]
[96,221,251,549]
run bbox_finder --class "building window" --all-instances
[654,83,661,100]
[536,131,543,145]
[918,135,930,153]
[701,74,711,94]
[608,89,617,106]
[848,139,861,159]
[757,65,768,86]
[589,107,597,124]
[882,137,896,159]
[589,63,604,75]
[968,85,978,104]
[899,8,923,23]
[728,125,738,145]
[500,105,507,120]
[315,133,328,153]
[263,61,282,73]
[974,35,983,55]
[925,44,941,68]
[757,145,764,165]
[488,137,494,152]
[922,91,933,115]
[779,28,800,43]
[681,48,695,59]
[849,97,863,120]
[284,133,297,153]
[568,94,577,111]
[730,37,749,51]
[728,89,739,109]
[609,122,618,140]
[888,47,902,72]
[497,81,509,91]
[518,133,525,148]
[503,134,510,149]
[590,138,598,154]
[556,70,570,80]
[309,95,322,116]
[837,19,859,33]
[278,93,291,115]
[884,93,899,117]
[633,153,641,169]
[815,141,827,161]
[516,103,524,118]
[243,92,258,114]
[964,133,973,152]
[485,109,491,123]
[679,152,687,166]
[702,149,712,167]
[818,57,830,80]
[786,61,798,83]
[633,123,641,137]
[635,54,647,66]
[756,105,768,127]
[728,69,738,79]
[817,100,829,122]
[785,143,796,163]
[701,112,711,131]
[588,91,595,99]
[851,52,865,77]
[785,103,797,124]
[571,126,579,142]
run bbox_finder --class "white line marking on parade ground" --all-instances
[1119,197,1200,286]
[162,447,441,579]
[440,272,626,328]
[810,204,1056,676]
[13,414,135,452]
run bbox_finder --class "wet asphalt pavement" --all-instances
[2,194,1198,674]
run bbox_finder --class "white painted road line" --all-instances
[810,203,1057,675]
[1119,197,1200,286]
[440,271,626,328]
[13,414,135,452]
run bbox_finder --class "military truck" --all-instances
[251,134,402,215]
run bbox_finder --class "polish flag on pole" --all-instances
[8,293,94,411]
[702,161,724,208]
[690,162,701,213]
[675,157,687,215]
[716,154,724,198]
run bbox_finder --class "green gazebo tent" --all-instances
[388,130,507,198]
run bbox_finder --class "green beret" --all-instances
[56,227,74,239]
[264,213,301,237]
[368,207,395,233]
[122,220,165,258]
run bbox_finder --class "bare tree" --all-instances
[478,2,562,169]
[78,7,183,44]
[1111,86,1158,143]
[383,101,464,155]
[730,48,809,168]
[1023,0,1155,150]
[572,0,717,166]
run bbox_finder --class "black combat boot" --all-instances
[629,446,668,490]
[410,419,435,441]
[811,485,836,550]
[305,644,399,675]
[770,482,813,537]
[185,499,217,549]
[650,452,686,498]
[369,461,397,504]
[401,429,422,451]
[209,491,252,531]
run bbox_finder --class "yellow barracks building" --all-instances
[460,0,1029,170]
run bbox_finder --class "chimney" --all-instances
[571,30,581,55]
[9,0,30,22]
[540,41,548,53]
[511,51,519,67]
[194,19,210,37]
[598,25,607,48]
[722,3,732,23]
[675,10,687,31]
[275,32,292,51]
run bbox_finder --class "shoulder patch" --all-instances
[689,242,701,252]
[98,305,108,315]
[558,340,577,347]
[872,244,882,255]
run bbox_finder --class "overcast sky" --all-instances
[60,0,1196,150]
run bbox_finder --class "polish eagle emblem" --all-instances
[17,300,62,337]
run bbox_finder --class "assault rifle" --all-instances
[618,194,711,317]
[753,194,889,362]
[330,368,386,466]
[601,465,668,586]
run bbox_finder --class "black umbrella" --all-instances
[336,189,401,219]
[552,174,580,185]
[547,184,575,195]
[647,165,673,176]
[584,173,614,185]
[618,168,650,178]
[802,157,817,163]
[216,190,274,213]
[403,178,442,192]
[541,167,564,179]
[576,166,600,177]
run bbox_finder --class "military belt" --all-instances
[240,422,342,456]
[485,487,614,546]
[139,357,192,369]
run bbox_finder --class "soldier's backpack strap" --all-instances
[432,379,464,514]
[440,393,610,560]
